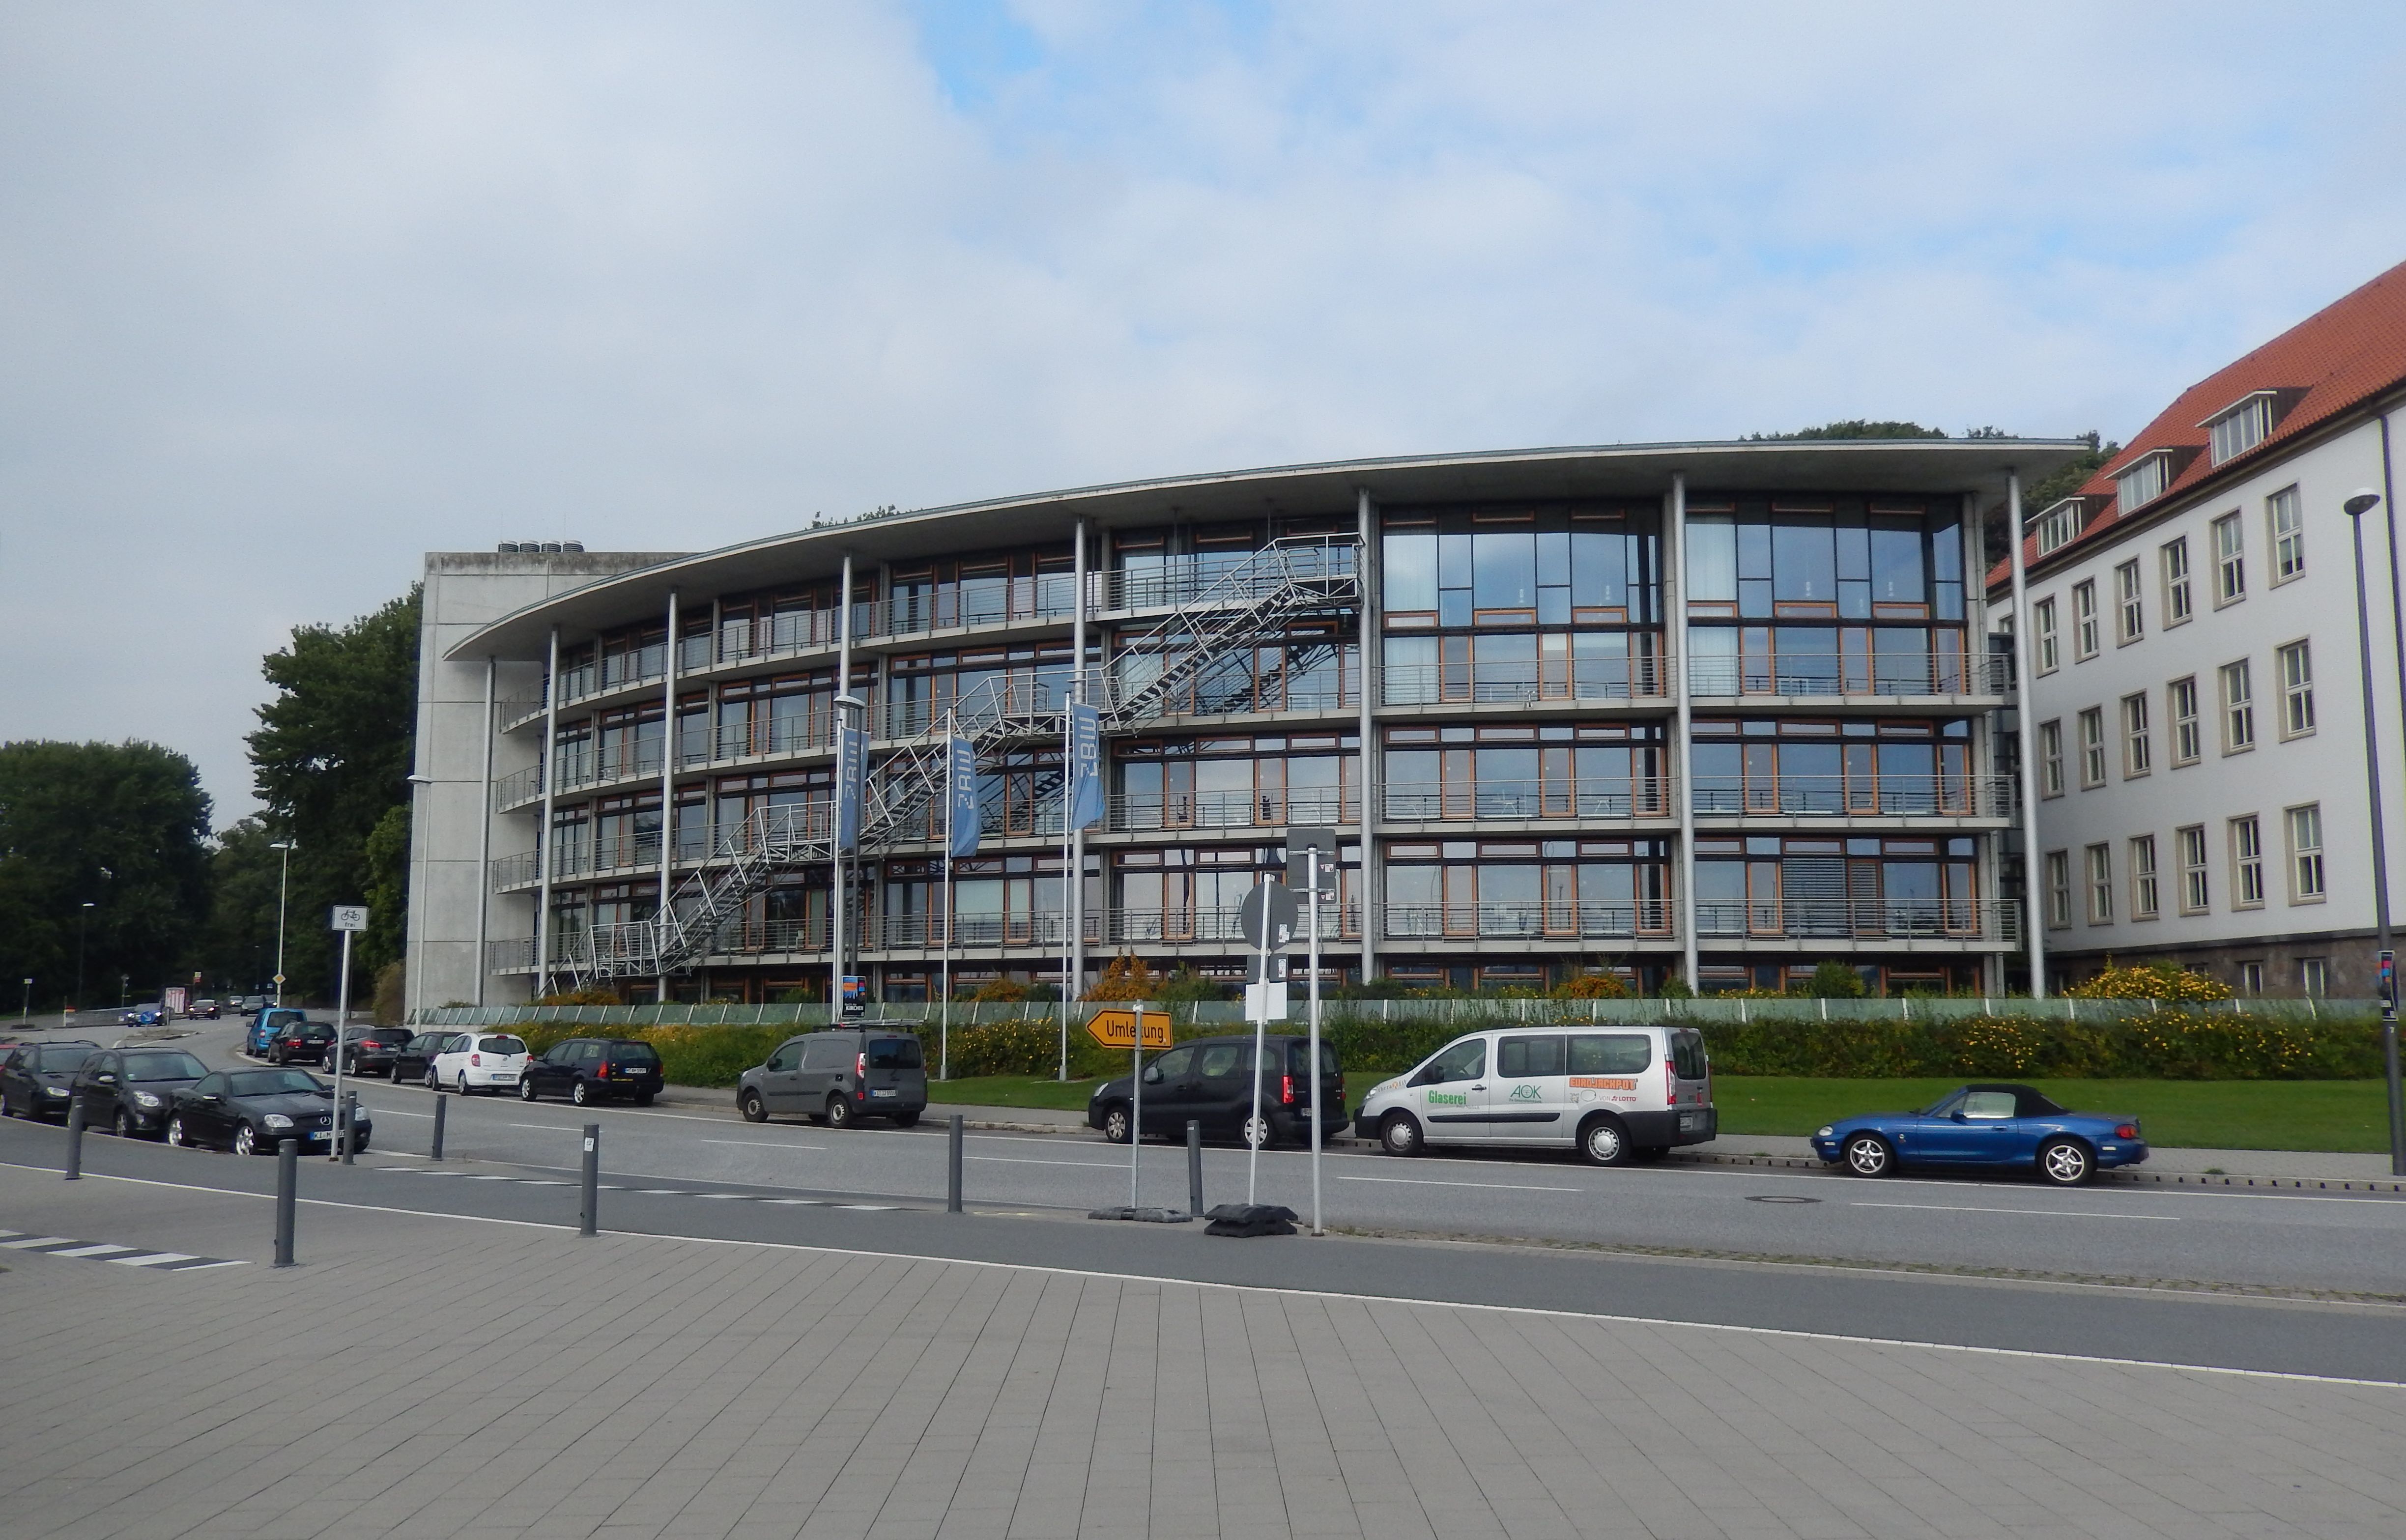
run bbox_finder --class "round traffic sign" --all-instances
[1236,883,1298,952]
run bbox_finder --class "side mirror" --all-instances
[1950,1111,1968,1123]
[1408,1065,1439,1088]
[1142,1065,1164,1084]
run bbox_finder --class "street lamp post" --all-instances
[73,902,94,1013]
[2342,489,2406,1177]
[271,840,296,1008]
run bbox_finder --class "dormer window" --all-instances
[2203,391,2280,466]
[2035,498,2083,555]
[2115,450,2177,513]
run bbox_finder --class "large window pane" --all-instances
[1773,520,1836,602]
[1870,518,1925,603]
[1383,529,1437,611]
[1573,527,1626,607]
[1473,530,1537,610]
[1686,516,1736,602]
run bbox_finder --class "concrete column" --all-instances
[1069,517,1088,1002]
[536,626,560,1000]
[834,553,854,1016]
[1670,474,1698,990]
[474,656,495,1007]
[659,588,679,1005]
[1355,487,1379,982]
[2007,472,2046,997]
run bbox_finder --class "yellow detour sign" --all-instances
[1085,1007,1173,1051]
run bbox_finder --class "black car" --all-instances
[167,1068,373,1156]
[327,1025,413,1078]
[0,1041,101,1121]
[1086,1033,1346,1148]
[389,1030,462,1083]
[71,1048,210,1140]
[263,1021,336,1066]
[520,1037,665,1107]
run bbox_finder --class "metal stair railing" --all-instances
[556,536,1361,985]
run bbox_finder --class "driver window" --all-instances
[1418,1038,1487,1085]
[1143,1046,1195,1084]
[766,1042,802,1072]
[1960,1091,2017,1120]
[195,1074,224,1096]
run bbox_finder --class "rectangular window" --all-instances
[2287,804,2324,902]
[2073,580,2100,659]
[2130,835,2159,920]
[2161,538,2193,626]
[2277,640,2314,738]
[2034,597,2059,674]
[2115,559,2143,644]
[2079,707,2106,788]
[2178,825,2209,913]
[2037,501,2080,555]
[2209,396,2272,464]
[2231,815,2264,908]
[2300,957,2329,998]
[2039,720,2064,798]
[2045,851,2071,929]
[2117,455,2170,512]
[2170,677,2201,765]
[2269,486,2304,582]
[2220,660,2255,752]
[2239,961,2264,995]
[2121,693,2150,777]
[2214,512,2245,604]
[2086,843,2113,923]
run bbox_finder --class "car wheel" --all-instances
[233,1124,258,1157]
[633,1093,656,1107]
[1578,1114,1632,1167]
[269,1047,286,1066]
[166,1115,188,1148]
[571,1079,591,1108]
[826,1095,854,1131]
[739,1089,767,1123]
[518,1078,539,1102]
[1101,1102,1133,1144]
[423,1067,438,1091]
[1241,1114,1273,1150]
[2038,1138,2095,1187]
[1379,1112,1423,1157]
[1843,1134,1895,1177]
[458,1073,472,1097]
[113,1109,132,1139]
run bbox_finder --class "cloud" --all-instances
[3,0,2403,825]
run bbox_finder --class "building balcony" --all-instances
[1694,897,2017,945]
[1688,774,2015,823]
[1685,650,2008,701]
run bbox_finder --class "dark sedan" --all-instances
[389,1030,462,1083]
[167,1068,373,1156]
[327,1026,413,1078]
[72,1048,210,1140]
[263,1022,336,1066]
[0,1041,101,1121]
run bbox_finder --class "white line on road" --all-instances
[700,1139,827,1152]
[1852,1201,2179,1222]
[1339,1174,1581,1192]
[966,1154,1130,1169]
[507,1124,580,1133]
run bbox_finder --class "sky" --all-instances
[6,1,2406,830]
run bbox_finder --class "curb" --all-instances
[1665,1149,2406,1193]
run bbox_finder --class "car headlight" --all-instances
[263,1113,294,1129]
[132,1091,163,1109]
[45,1085,67,1097]
[1816,1125,1834,1138]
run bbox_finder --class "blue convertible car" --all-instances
[1810,1083,2147,1186]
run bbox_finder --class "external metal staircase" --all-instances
[555,536,1360,984]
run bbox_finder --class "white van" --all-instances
[1351,1024,1715,1165]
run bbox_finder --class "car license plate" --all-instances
[1679,1111,1702,1131]
[871,1088,897,1098]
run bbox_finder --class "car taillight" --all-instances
[597,1062,608,1079]
[2116,1123,2139,1140]
[1666,1056,1677,1102]
[856,1052,866,1079]
[470,1053,482,1066]
[1281,1075,1295,1106]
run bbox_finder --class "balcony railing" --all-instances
[1381,902,1671,940]
[1110,789,1357,833]
[1382,781,1671,822]
[1686,652,2009,698]
[1383,658,1666,706]
[1688,774,2014,818]
[1695,898,2017,941]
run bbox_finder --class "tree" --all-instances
[247,586,421,1005]
[1747,421,1948,441]
[0,741,212,1010]
[195,816,289,997]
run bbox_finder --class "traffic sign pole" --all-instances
[1307,848,1323,1237]
[327,906,368,1163]
[1247,886,1271,1203]
[1128,1003,1144,1207]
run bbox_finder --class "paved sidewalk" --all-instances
[4,1167,2402,1539]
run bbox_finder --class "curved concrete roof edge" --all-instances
[445,437,2094,662]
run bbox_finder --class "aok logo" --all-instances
[1506,1083,1544,1102]
[1425,1090,1468,1107]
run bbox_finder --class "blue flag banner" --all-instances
[1067,703,1105,830]
[946,737,981,859]
[834,725,867,851]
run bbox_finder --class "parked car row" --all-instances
[0,1044,360,1153]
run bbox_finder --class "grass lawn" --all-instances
[1714,1077,2396,1152]
[926,1075,1107,1112]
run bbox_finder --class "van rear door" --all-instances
[1669,1028,1713,1139]
[861,1033,925,1109]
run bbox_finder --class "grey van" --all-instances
[737,1027,928,1129]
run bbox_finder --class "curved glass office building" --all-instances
[402,439,2087,1009]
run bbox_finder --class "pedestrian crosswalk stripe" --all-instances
[0,1230,243,1272]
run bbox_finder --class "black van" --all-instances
[1086,1033,1346,1147]
[736,1026,928,1128]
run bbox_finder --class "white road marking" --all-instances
[507,1123,579,1134]
[47,1242,138,1257]
[1852,1201,2179,1222]
[112,1252,198,1267]
[966,1154,1128,1169]
[701,1139,827,1152]
[1338,1174,1581,1193]
[0,1235,76,1249]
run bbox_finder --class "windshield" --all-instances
[478,1036,527,1055]
[229,1069,324,1096]
[34,1046,95,1073]
[1917,1089,1966,1116]
[124,1052,208,1082]
[609,1043,662,1066]
[865,1037,923,1070]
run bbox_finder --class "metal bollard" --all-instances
[64,1095,84,1180]
[340,1092,359,1165]
[1187,1119,1204,1218]
[274,1139,298,1266]
[578,1124,600,1236]
[430,1094,446,1160]
[947,1113,964,1213]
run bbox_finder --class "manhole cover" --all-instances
[1745,1194,1821,1204]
